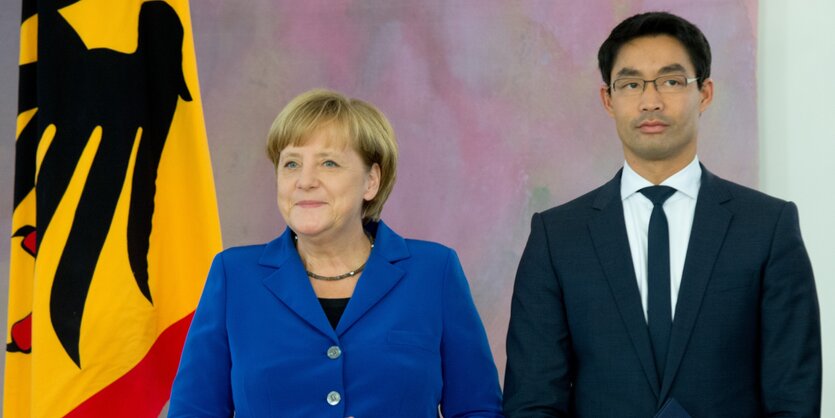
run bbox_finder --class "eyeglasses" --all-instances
[610,74,699,96]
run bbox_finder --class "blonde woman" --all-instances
[169,89,502,417]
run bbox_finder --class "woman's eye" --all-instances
[284,161,299,169]
[323,160,339,168]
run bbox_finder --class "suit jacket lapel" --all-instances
[259,229,338,341]
[659,167,733,402]
[336,221,409,335]
[588,171,661,397]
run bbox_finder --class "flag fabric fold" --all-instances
[5,0,222,416]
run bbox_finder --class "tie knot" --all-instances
[640,185,676,206]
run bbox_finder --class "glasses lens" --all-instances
[656,75,688,93]
[613,78,643,95]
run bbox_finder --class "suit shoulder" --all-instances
[717,177,787,206]
[403,238,456,260]
[214,243,268,264]
[713,176,794,218]
[538,184,606,222]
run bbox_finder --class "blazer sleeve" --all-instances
[438,248,504,417]
[503,212,571,417]
[168,253,234,417]
[760,202,821,417]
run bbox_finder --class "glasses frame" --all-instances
[609,75,699,95]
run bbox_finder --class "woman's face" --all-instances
[276,124,380,241]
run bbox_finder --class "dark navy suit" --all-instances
[169,221,502,417]
[504,167,820,417]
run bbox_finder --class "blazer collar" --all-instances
[589,170,662,397]
[337,221,409,334]
[592,168,623,210]
[658,165,732,402]
[258,220,411,340]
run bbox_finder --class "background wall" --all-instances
[0,0,829,415]
[187,0,758,380]
[759,1,835,416]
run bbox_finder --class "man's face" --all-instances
[601,35,713,167]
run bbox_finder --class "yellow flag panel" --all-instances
[5,1,222,417]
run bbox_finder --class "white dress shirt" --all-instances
[621,157,701,321]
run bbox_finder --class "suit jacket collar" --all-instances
[659,165,732,402]
[589,170,663,397]
[589,165,734,402]
[258,220,410,341]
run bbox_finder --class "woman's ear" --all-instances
[364,163,381,201]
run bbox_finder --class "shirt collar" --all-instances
[620,156,702,201]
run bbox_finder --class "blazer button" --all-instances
[326,391,341,406]
[327,345,342,359]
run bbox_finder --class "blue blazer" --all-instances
[169,220,503,417]
[504,167,821,417]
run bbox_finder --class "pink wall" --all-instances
[191,1,758,376]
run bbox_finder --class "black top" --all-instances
[318,297,350,329]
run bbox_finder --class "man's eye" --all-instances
[616,80,641,90]
[664,78,681,87]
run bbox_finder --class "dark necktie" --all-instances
[640,185,677,381]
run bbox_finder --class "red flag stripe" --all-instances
[64,313,194,418]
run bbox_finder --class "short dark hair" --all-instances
[598,12,711,90]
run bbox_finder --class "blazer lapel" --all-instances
[658,167,733,402]
[336,221,409,335]
[259,229,338,341]
[588,171,661,398]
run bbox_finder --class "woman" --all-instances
[169,89,503,417]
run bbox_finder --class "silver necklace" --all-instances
[303,233,374,281]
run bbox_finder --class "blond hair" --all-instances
[266,89,398,221]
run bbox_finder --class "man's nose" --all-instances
[639,81,664,112]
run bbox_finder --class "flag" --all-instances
[5,0,222,416]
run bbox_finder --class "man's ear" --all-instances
[600,85,615,118]
[699,78,714,113]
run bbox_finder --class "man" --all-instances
[504,12,821,418]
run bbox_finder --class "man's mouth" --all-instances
[638,120,669,134]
